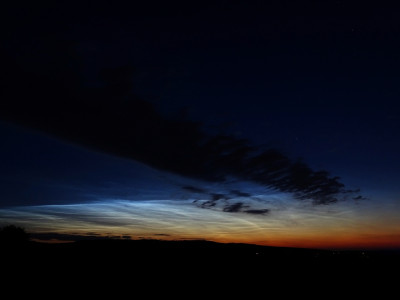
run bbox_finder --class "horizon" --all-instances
[5,226,400,252]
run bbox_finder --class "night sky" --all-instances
[1,1,400,249]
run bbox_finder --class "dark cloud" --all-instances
[1,12,363,207]
[211,193,229,201]
[1,61,361,205]
[244,209,270,215]
[200,200,217,209]
[198,193,231,210]
[223,202,248,213]
[187,186,269,214]
[222,202,270,214]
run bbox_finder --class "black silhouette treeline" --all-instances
[0,225,29,245]
[1,34,362,206]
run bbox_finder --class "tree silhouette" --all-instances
[0,225,30,245]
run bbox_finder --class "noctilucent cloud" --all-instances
[0,121,399,250]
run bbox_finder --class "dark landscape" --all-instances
[2,226,399,290]
[4,237,399,272]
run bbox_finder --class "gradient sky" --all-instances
[1,1,400,249]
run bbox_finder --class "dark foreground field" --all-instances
[3,239,399,270]
[2,239,399,292]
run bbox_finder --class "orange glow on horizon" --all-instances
[2,199,400,250]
